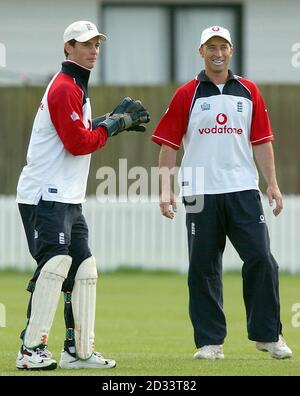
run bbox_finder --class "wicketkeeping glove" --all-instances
[92,98,144,130]
[110,97,147,115]
[97,110,150,137]
[110,97,149,132]
[92,114,107,130]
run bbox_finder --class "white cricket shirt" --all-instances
[152,70,274,196]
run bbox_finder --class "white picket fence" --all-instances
[0,195,299,273]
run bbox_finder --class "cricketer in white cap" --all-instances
[152,23,292,362]
[16,19,149,371]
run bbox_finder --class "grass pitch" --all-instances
[0,270,299,376]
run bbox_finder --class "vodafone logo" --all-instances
[216,113,227,125]
[198,113,243,136]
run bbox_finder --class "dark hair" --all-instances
[64,39,77,58]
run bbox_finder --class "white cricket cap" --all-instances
[200,26,232,47]
[63,21,107,43]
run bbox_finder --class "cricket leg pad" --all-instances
[72,256,98,359]
[24,255,72,349]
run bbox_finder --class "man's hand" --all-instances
[98,110,150,137]
[110,97,147,115]
[92,114,108,130]
[93,97,150,135]
[160,190,177,219]
[266,184,283,216]
[110,97,149,132]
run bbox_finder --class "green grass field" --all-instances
[0,270,299,376]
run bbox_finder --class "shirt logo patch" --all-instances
[237,101,243,112]
[59,233,65,244]
[191,222,196,236]
[48,188,58,194]
[70,111,80,122]
[259,214,266,224]
[201,102,210,111]
[216,113,227,125]
[198,113,243,135]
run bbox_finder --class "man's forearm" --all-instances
[253,141,283,216]
[159,145,178,193]
[158,144,178,219]
[253,142,278,186]
[159,144,177,170]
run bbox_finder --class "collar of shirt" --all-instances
[197,69,236,83]
[61,60,90,96]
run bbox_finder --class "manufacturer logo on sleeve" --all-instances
[70,111,80,122]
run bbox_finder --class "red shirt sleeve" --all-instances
[151,79,198,150]
[240,78,274,145]
[48,75,108,156]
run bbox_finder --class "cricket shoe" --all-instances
[256,335,292,359]
[59,350,116,369]
[16,345,57,370]
[193,345,224,360]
